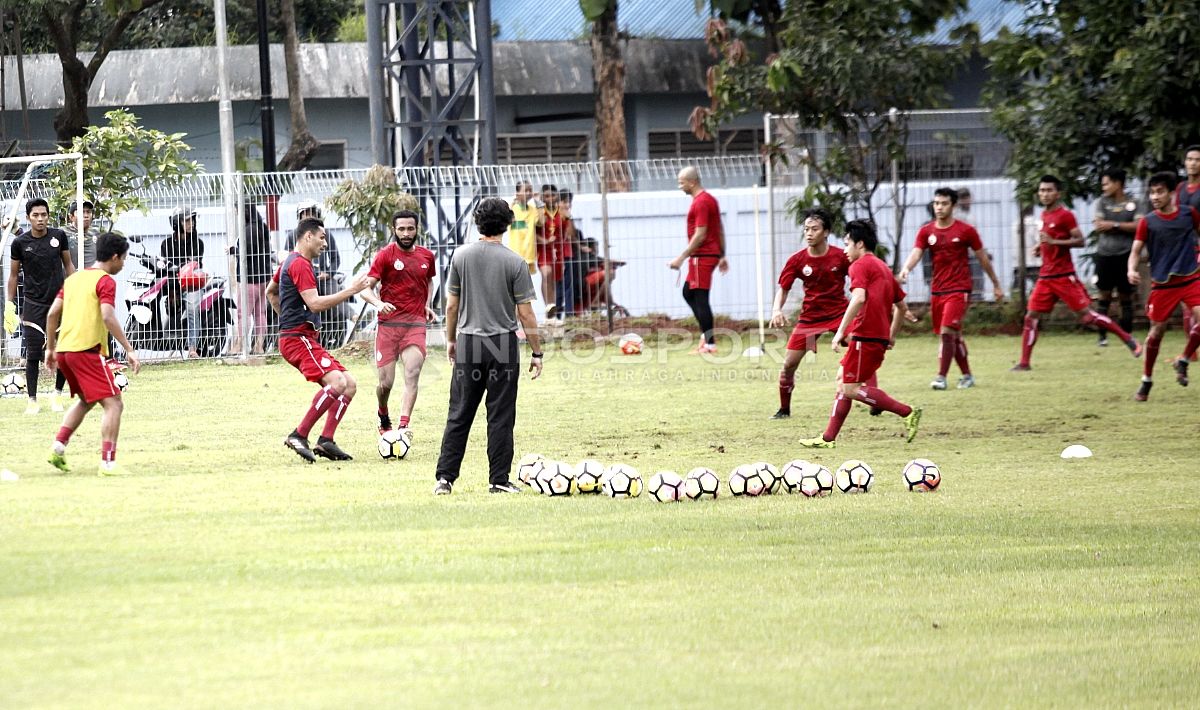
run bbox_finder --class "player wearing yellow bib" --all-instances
[507,180,538,274]
[45,233,141,475]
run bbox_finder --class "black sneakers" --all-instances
[1134,380,1153,402]
[314,437,353,461]
[284,430,316,463]
[770,408,790,419]
[1174,358,1189,387]
[378,414,392,434]
[489,480,522,494]
[433,478,453,495]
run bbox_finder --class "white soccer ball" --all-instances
[602,463,643,498]
[517,453,546,487]
[902,458,942,492]
[377,428,412,460]
[647,470,685,503]
[574,459,605,494]
[536,461,575,496]
[618,333,644,355]
[798,463,835,498]
[727,464,766,497]
[780,459,810,494]
[834,459,874,494]
[754,461,782,495]
[684,466,720,500]
[1,372,26,395]
[112,371,129,392]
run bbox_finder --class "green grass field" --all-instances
[2,331,1198,708]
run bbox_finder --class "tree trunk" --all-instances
[276,0,320,171]
[590,2,629,192]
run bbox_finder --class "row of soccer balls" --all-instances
[1,372,128,395]
[515,454,943,501]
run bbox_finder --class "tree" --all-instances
[35,0,167,143]
[275,0,319,171]
[693,1,971,258]
[985,0,1200,206]
[581,0,629,191]
[706,0,783,55]
[325,165,419,270]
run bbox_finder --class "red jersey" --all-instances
[915,220,982,293]
[777,246,850,323]
[367,243,436,323]
[1038,205,1079,277]
[542,209,567,256]
[686,191,723,257]
[847,253,905,341]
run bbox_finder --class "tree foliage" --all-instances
[694,0,972,246]
[45,108,200,225]
[985,0,1200,206]
[325,165,420,270]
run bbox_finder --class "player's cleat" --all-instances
[798,437,836,449]
[771,408,790,419]
[48,451,69,473]
[97,462,133,476]
[1009,364,1031,372]
[690,343,718,355]
[1173,358,1189,387]
[957,374,976,389]
[1097,334,1108,347]
[1126,338,1142,358]
[868,407,883,416]
[1134,380,1152,402]
[50,394,64,413]
[930,375,947,390]
[904,406,923,443]
[433,478,453,495]
[489,480,522,494]
[313,437,353,461]
[24,399,40,415]
[284,430,316,463]
[378,413,392,434]
[545,304,558,320]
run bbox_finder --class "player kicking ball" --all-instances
[267,217,370,462]
[800,220,921,448]
[44,233,141,475]
[1127,171,1200,401]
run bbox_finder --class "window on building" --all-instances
[433,133,592,165]
[309,141,347,170]
[648,128,764,158]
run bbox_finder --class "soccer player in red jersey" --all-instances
[267,218,370,462]
[670,166,728,354]
[44,233,141,475]
[1174,146,1200,354]
[800,220,921,448]
[360,210,437,434]
[899,187,1004,390]
[1127,171,1200,400]
[768,208,850,419]
[1012,175,1140,370]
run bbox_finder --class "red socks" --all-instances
[1144,333,1161,378]
[851,386,913,417]
[321,393,353,439]
[1183,325,1200,361]
[1019,315,1039,366]
[101,440,116,464]
[954,335,971,375]
[56,426,74,447]
[938,333,955,377]
[1080,310,1133,342]
[398,415,410,428]
[821,394,852,442]
[779,371,795,410]
[298,386,336,438]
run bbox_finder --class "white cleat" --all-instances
[957,374,976,389]
[24,399,40,415]
[930,376,948,391]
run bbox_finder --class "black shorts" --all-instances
[20,300,51,331]
[1094,253,1133,294]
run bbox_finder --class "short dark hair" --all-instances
[1184,145,1200,157]
[392,209,420,227]
[933,187,959,205]
[95,232,129,262]
[474,197,513,237]
[844,219,878,252]
[69,199,95,214]
[802,208,833,232]
[558,188,573,203]
[1039,175,1063,191]
[540,184,558,194]
[1148,171,1178,192]
[295,217,325,241]
[515,180,532,191]
[26,198,48,215]
[1100,168,1127,185]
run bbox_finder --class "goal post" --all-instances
[0,152,85,367]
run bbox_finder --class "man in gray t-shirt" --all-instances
[1091,168,1142,341]
[434,198,544,495]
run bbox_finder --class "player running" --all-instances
[768,208,850,419]
[1127,172,1200,401]
[1175,145,1200,356]
[1012,175,1141,370]
[359,210,437,435]
[44,233,141,475]
[899,187,1004,390]
[267,217,369,462]
[799,220,921,448]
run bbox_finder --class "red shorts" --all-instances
[787,315,843,352]
[1146,278,1200,323]
[1028,275,1092,313]
[840,339,888,384]
[58,349,120,404]
[931,292,970,332]
[686,256,721,290]
[280,333,346,383]
[376,322,427,365]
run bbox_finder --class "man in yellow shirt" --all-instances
[44,233,142,476]
[507,180,538,274]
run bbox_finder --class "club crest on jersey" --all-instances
[1125,201,1137,212]
[50,238,60,248]
[320,357,332,368]
[927,235,937,246]
[802,265,813,276]
[394,259,404,271]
